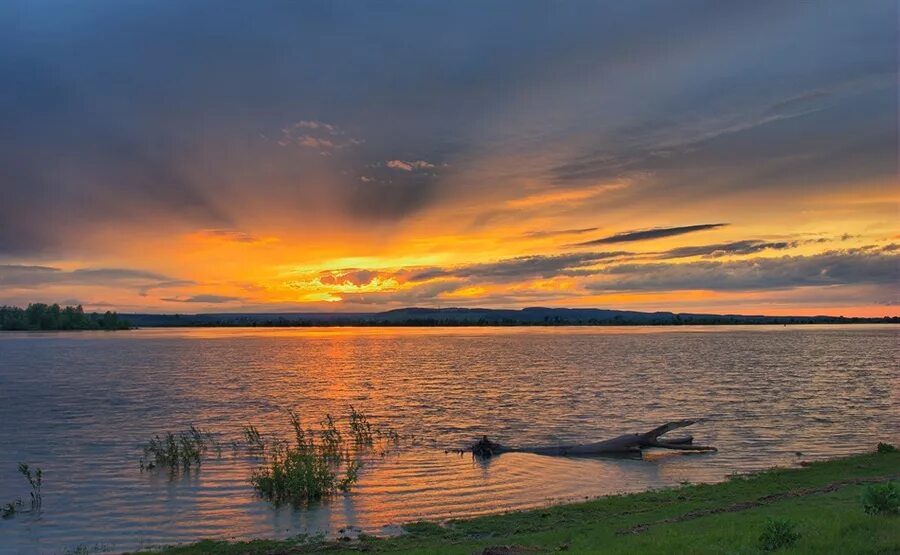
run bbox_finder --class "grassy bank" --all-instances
[133,449,899,554]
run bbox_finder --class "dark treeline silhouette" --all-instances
[122,307,900,328]
[0,304,131,331]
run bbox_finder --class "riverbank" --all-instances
[133,448,898,554]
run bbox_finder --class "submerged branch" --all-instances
[470,420,717,458]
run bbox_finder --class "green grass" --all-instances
[129,449,900,554]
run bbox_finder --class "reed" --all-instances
[2,462,42,519]
[17,463,42,509]
[242,423,266,451]
[1,499,22,519]
[348,405,374,445]
[141,425,217,472]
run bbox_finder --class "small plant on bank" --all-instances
[758,517,800,551]
[876,442,897,454]
[861,482,899,515]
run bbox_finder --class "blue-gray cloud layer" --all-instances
[574,224,727,246]
[0,264,186,289]
[161,295,243,304]
[588,248,899,292]
[1,0,895,256]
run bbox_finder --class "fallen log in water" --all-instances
[470,419,717,458]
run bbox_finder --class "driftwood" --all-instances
[470,419,716,458]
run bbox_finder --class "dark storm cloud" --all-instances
[587,249,900,292]
[659,240,795,259]
[0,264,186,289]
[573,224,727,246]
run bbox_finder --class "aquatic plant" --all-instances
[2,463,43,519]
[861,482,899,515]
[63,544,113,555]
[249,411,361,504]
[758,517,800,551]
[339,459,360,491]
[242,423,267,451]
[17,463,42,509]
[1,499,22,519]
[348,405,374,445]
[318,414,344,461]
[287,410,308,449]
[141,426,217,472]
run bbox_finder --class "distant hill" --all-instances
[121,307,898,327]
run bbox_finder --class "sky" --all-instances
[1,1,897,316]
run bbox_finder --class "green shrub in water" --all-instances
[758,517,800,551]
[861,482,899,515]
[250,411,360,504]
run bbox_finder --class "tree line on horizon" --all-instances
[0,303,131,331]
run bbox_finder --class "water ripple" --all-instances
[0,325,897,554]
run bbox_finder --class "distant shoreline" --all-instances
[4,321,899,333]
[119,306,898,328]
[4,305,897,331]
[121,320,899,329]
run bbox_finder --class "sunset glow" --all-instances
[1,3,896,316]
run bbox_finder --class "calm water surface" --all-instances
[0,325,897,554]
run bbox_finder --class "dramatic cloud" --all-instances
[659,240,796,259]
[523,227,599,239]
[385,160,437,172]
[276,120,361,152]
[161,295,243,303]
[197,229,266,243]
[574,224,728,246]
[0,265,186,289]
[346,158,449,220]
[588,249,900,292]
[317,269,391,287]
[410,252,631,282]
[0,1,895,315]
